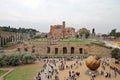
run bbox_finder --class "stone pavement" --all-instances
[104,40,120,49]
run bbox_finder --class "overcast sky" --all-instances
[0,0,120,34]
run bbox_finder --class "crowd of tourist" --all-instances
[99,58,120,80]
[35,58,60,80]
[35,56,120,80]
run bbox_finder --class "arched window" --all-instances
[17,48,20,52]
[32,49,35,53]
[47,47,50,53]
[55,48,58,54]
[24,48,28,52]
[71,47,74,54]
[79,48,83,54]
[63,47,67,54]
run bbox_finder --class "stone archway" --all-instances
[17,48,21,52]
[79,48,83,54]
[71,47,74,54]
[24,48,28,52]
[47,47,50,53]
[32,49,35,53]
[63,47,67,54]
[55,48,58,54]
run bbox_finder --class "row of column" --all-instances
[0,32,30,48]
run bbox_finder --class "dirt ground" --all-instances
[55,58,120,80]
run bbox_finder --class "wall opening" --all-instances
[63,47,67,54]
[71,47,74,54]
[55,48,58,54]
[24,48,28,52]
[17,48,20,52]
[79,48,83,54]
[47,47,50,53]
[32,49,35,53]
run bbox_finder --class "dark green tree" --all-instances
[111,48,120,60]
[109,29,116,37]
[116,32,120,38]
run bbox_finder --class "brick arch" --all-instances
[79,48,83,54]
[63,47,67,54]
[71,47,74,54]
[32,49,35,53]
[24,47,28,52]
[17,48,21,52]
[55,48,58,54]
[47,47,50,53]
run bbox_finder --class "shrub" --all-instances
[22,53,36,64]
[111,48,120,60]
[0,53,37,67]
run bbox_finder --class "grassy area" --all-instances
[0,70,7,77]
[59,38,96,44]
[4,62,44,80]
[28,38,102,44]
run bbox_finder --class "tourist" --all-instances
[76,72,80,77]
[54,75,59,80]
[100,70,104,75]
[69,70,71,77]
[90,75,94,80]
[35,72,41,80]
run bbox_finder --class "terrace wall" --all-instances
[3,43,111,55]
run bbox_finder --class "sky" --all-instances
[0,0,120,34]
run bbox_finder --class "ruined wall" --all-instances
[0,31,30,48]
[3,43,111,55]
[48,21,76,39]
[65,27,76,38]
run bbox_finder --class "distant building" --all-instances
[35,32,48,38]
[65,27,76,38]
[48,21,76,39]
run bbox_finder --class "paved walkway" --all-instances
[104,40,120,49]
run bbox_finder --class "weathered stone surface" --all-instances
[0,31,30,47]
[3,43,111,55]
[48,21,76,39]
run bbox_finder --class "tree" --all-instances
[108,29,120,38]
[111,48,120,60]
[8,54,20,66]
[109,29,116,37]
[78,28,90,38]
[0,53,37,67]
[116,32,120,38]
[102,34,108,37]
[22,53,36,64]
[0,56,5,67]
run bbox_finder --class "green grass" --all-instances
[0,70,7,77]
[29,38,102,44]
[59,39,102,44]
[4,62,44,80]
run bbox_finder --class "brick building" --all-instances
[48,21,76,39]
